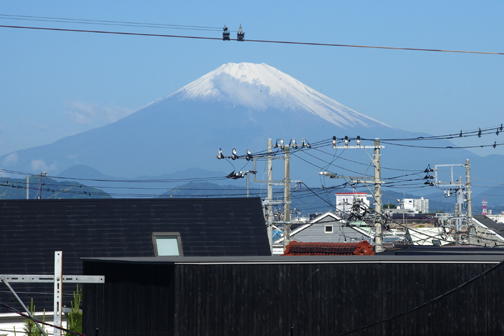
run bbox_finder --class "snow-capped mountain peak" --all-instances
[166,62,389,128]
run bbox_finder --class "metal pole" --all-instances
[246,172,250,197]
[1,279,48,336]
[374,138,384,253]
[283,146,291,248]
[39,173,43,199]
[465,159,472,218]
[53,251,63,336]
[26,175,29,199]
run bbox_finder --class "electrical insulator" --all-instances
[302,138,311,148]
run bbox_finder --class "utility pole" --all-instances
[217,138,309,252]
[428,160,474,245]
[373,139,384,253]
[431,161,472,218]
[283,145,291,246]
[38,172,46,199]
[465,159,472,218]
[271,138,308,249]
[319,136,385,253]
[267,139,274,245]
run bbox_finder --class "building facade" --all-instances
[335,192,370,215]
[402,197,429,213]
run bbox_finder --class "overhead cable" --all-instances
[0,24,502,56]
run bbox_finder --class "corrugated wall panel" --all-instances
[84,259,504,335]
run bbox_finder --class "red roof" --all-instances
[283,241,375,256]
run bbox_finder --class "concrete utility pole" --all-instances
[38,172,46,199]
[283,146,291,245]
[430,160,474,245]
[319,136,385,253]
[465,159,473,218]
[433,161,473,218]
[217,138,309,252]
[373,139,384,253]
[267,139,274,246]
[272,138,308,249]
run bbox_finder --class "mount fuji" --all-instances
[0,63,500,193]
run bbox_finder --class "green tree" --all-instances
[66,285,83,336]
[383,203,397,209]
[23,299,47,336]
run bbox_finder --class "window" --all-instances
[152,232,183,256]
[324,225,333,233]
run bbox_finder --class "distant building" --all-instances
[401,197,429,213]
[272,212,374,254]
[335,192,369,215]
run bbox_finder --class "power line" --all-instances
[0,13,223,31]
[380,140,504,150]
[0,24,503,56]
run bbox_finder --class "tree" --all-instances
[23,299,47,336]
[66,285,83,336]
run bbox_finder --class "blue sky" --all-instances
[1,1,503,157]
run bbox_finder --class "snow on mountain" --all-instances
[2,61,494,186]
[157,63,389,129]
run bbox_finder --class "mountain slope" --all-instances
[0,62,501,190]
[166,63,389,128]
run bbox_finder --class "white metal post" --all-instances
[54,251,63,336]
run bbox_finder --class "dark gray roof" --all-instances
[0,197,270,310]
[473,215,504,237]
